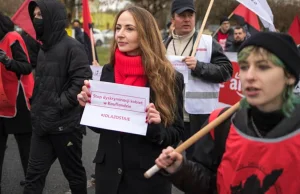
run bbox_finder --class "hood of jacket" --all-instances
[233,103,300,138]
[0,12,14,40]
[28,0,67,50]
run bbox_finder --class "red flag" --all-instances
[288,15,300,45]
[233,4,260,35]
[11,0,36,40]
[82,0,97,64]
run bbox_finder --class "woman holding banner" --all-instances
[77,6,184,194]
[155,32,300,193]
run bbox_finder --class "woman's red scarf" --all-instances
[114,48,147,87]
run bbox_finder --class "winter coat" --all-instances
[28,0,92,136]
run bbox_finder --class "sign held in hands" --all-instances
[80,80,150,136]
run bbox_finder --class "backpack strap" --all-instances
[209,107,234,166]
[209,108,226,140]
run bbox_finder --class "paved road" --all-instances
[2,129,183,194]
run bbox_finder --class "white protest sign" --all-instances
[80,80,150,136]
[90,65,103,81]
[167,55,188,83]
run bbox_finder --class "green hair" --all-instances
[238,46,300,117]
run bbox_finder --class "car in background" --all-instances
[93,28,105,46]
[102,29,114,40]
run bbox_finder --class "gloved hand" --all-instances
[0,49,10,65]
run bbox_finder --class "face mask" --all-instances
[33,18,44,38]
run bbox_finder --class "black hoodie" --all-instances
[0,13,14,40]
[28,0,68,50]
[28,0,92,135]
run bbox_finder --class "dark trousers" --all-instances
[184,114,210,160]
[0,132,32,194]
[23,130,87,194]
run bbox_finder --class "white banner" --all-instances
[81,81,150,136]
[167,55,189,83]
[237,0,276,31]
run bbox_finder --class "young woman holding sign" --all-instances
[77,6,184,194]
[155,32,300,194]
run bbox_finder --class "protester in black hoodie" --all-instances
[23,1,92,194]
[0,12,34,194]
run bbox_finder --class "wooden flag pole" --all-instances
[144,102,240,179]
[191,0,215,57]
[90,28,97,64]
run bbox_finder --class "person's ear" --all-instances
[286,73,296,85]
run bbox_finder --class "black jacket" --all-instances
[0,36,33,134]
[225,40,246,52]
[21,31,40,69]
[74,27,84,44]
[164,32,233,83]
[90,64,184,194]
[168,105,300,194]
[29,0,92,136]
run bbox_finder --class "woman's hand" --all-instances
[146,103,161,124]
[77,80,91,106]
[92,60,100,66]
[155,146,183,174]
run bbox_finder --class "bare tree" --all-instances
[60,0,76,25]
[131,0,169,17]
[0,0,24,16]
[130,0,172,28]
[268,0,300,31]
[195,0,299,31]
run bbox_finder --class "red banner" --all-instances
[219,53,243,105]
[288,15,300,45]
[11,0,36,40]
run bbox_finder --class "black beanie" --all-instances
[220,16,229,25]
[238,32,300,84]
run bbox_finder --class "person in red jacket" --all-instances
[0,13,34,193]
[155,32,300,194]
[213,16,234,50]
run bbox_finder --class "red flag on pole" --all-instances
[82,0,97,64]
[233,4,260,35]
[288,15,300,45]
[11,0,36,40]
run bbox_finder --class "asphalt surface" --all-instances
[2,129,183,194]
